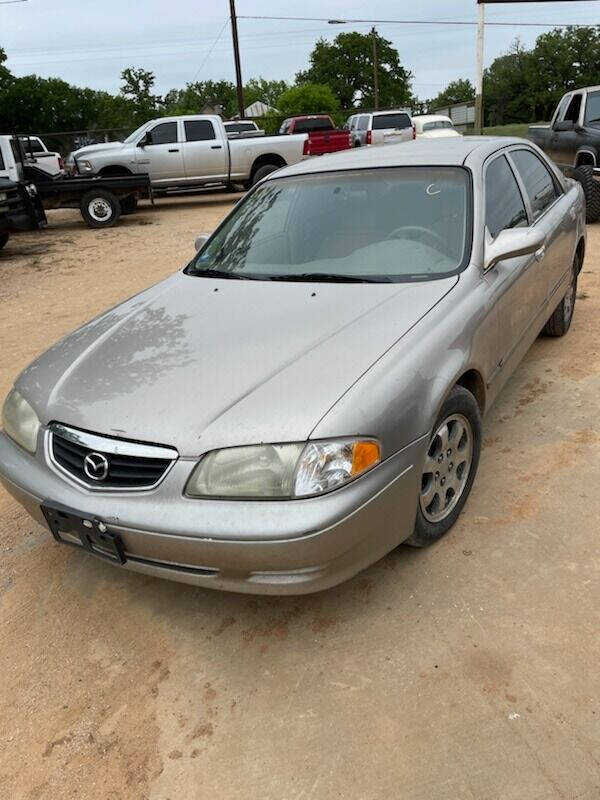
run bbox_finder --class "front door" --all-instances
[181,119,228,182]
[135,120,184,183]
[548,93,582,169]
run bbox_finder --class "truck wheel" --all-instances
[0,232,8,250]
[120,196,138,215]
[80,189,121,228]
[251,164,280,186]
[573,166,600,224]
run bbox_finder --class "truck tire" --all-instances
[251,164,280,186]
[0,232,8,250]
[80,189,121,228]
[573,166,600,224]
[120,195,138,215]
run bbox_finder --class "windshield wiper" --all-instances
[267,272,390,284]
[188,268,268,281]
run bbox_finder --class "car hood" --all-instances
[72,141,125,159]
[17,271,458,456]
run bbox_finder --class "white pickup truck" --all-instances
[65,115,308,190]
[19,136,63,175]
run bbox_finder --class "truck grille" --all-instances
[49,424,177,490]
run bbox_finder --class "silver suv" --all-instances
[345,110,414,147]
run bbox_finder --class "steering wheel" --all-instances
[387,225,446,253]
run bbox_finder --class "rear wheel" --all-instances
[251,164,280,186]
[405,386,481,548]
[573,165,600,223]
[543,256,578,337]
[80,189,121,228]
[120,195,138,215]
[0,232,8,250]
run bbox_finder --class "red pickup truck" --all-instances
[279,115,351,155]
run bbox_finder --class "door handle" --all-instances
[534,246,546,262]
[168,148,179,153]
[211,145,222,150]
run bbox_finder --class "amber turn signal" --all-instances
[351,441,381,476]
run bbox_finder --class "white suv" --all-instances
[345,110,415,147]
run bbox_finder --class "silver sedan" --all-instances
[0,137,586,594]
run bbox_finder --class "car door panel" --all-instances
[181,119,228,181]
[135,121,183,183]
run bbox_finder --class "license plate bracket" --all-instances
[41,501,126,565]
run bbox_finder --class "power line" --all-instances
[190,18,229,83]
[238,14,600,28]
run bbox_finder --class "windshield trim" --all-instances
[185,166,474,284]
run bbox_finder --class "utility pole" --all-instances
[474,2,485,134]
[371,27,379,110]
[229,0,245,118]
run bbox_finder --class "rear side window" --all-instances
[485,155,528,239]
[372,113,411,130]
[511,149,559,221]
[357,116,369,131]
[185,120,216,141]
[280,120,291,134]
[149,122,178,145]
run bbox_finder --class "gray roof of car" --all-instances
[271,136,529,179]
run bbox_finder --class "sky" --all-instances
[1,0,599,101]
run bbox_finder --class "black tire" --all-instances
[573,165,600,224]
[80,189,121,228]
[251,164,280,186]
[543,256,578,337]
[405,386,482,548]
[120,195,138,215]
[0,231,8,250]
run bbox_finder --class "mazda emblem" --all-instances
[83,452,109,481]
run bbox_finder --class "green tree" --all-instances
[0,47,12,89]
[429,79,474,110]
[276,83,340,115]
[244,77,289,109]
[483,39,535,125]
[296,32,413,109]
[120,67,160,122]
[163,80,237,117]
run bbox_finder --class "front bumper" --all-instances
[0,431,426,594]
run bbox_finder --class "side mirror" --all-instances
[553,119,574,132]
[195,233,210,252]
[137,131,152,148]
[484,227,545,272]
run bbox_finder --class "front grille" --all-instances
[49,424,177,490]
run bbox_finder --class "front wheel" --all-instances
[405,386,481,548]
[0,231,8,250]
[80,189,121,228]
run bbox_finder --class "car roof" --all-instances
[271,136,530,179]
[413,115,452,123]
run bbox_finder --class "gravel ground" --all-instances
[0,199,599,800]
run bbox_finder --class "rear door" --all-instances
[135,120,183,183]
[509,147,575,310]
[371,112,412,146]
[181,119,228,182]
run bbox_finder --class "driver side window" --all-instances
[485,155,528,239]
[147,122,178,145]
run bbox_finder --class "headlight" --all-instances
[0,191,7,203]
[79,160,93,172]
[1,389,40,454]
[186,439,381,499]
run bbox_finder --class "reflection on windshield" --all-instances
[189,168,470,283]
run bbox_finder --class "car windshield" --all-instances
[123,123,148,144]
[188,167,470,283]
[372,114,411,130]
[585,90,600,127]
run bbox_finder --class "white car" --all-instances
[413,115,461,139]
[19,136,64,175]
[345,110,415,147]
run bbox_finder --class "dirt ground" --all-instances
[0,198,599,800]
